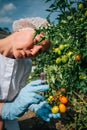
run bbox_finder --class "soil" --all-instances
[18,110,66,130]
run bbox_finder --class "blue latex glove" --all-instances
[28,79,45,86]
[1,80,49,120]
[29,101,61,122]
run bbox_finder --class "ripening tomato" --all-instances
[51,106,59,114]
[75,55,81,62]
[47,96,54,102]
[59,104,67,113]
[60,87,67,93]
[56,90,62,96]
[59,95,68,104]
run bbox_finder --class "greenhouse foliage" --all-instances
[28,0,87,129]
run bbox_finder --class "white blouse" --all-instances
[0,54,32,101]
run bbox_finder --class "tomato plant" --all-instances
[29,0,87,129]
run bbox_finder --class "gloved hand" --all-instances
[29,101,61,122]
[1,80,49,120]
[28,79,44,86]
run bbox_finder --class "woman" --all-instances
[0,17,60,130]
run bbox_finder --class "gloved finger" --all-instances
[30,93,45,101]
[37,111,50,122]
[28,97,43,104]
[28,101,50,112]
[29,80,42,86]
[52,113,61,119]
[29,104,38,111]
[42,102,52,110]
[26,85,49,92]
[49,113,61,119]
[42,117,50,122]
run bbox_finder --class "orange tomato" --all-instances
[59,104,67,113]
[59,95,68,104]
[51,106,59,114]
[75,55,81,62]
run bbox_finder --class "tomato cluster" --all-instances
[47,88,69,114]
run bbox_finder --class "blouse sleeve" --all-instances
[0,54,32,102]
[0,54,15,101]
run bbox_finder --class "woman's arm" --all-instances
[0,103,4,117]
[0,30,51,59]
[0,29,35,59]
[0,36,12,58]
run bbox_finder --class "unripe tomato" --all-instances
[64,44,70,48]
[78,18,84,22]
[67,51,73,57]
[54,48,59,53]
[55,40,59,44]
[59,104,67,113]
[57,49,62,55]
[79,76,86,80]
[78,3,84,10]
[49,96,54,101]
[84,10,87,17]
[59,95,68,104]
[56,58,61,64]
[51,106,59,114]
[61,55,68,63]
[59,45,65,51]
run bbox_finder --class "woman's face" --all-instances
[12,30,51,59]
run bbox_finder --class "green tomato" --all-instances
[64,44,70,48]
[67,51,73,57]
[54,48,58,53]
[78,3,84,10]
[67,16,73,20]
[84,10,87,17]
[79,76,86,80]
[55,40,59,44]
[61,20,67,24]
[61,55,68,63]
[56,58,61,64]
[78,18,84,22]
[59,45,65,51]
[57,48,62,55]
